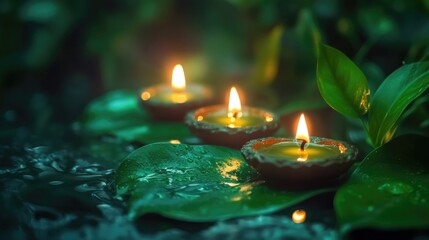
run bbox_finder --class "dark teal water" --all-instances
[0,123,339,240]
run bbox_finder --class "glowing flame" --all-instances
[228,87,242,118]
[172,64,186,91]
[296,113,310,143]
[292,209,306,223]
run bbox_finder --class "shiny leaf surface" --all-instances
[81,90,192,144]
[335,134,429,234]
[116,143,330,221]
[317,44,370,118]
[368,62,429,146]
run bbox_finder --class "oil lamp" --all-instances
[241,114,358,188]
[139,64,213,121]
[185,86,279,149]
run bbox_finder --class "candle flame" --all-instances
[292,210,306,223]
[296,113,310,143]
[228,86,242,115]
[172,64,186,91]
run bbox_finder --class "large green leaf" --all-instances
[116,143,330,221]
[335,134,429,235]
[317,44,370,118]
[368,62,429,147]
[81,90,192,144]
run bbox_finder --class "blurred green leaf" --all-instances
[250,25,283,87]
[368,62,429,147]
[116,143,331,221]
[276,99,327,116]
[335,134,429,235]
[317,44,370,118]
[358,7,395,38]
[295,9,322,57]
[81,90,192,144]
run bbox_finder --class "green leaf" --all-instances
[317,44,370,118]
[81,90,192,144]
[368,62,429,147]
[357,7,394,38]
[295,9,322,57]
[250,25,283,87]
[335,134,429,235]
[116,143,330,221]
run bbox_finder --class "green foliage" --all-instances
[317,44,429,147]
[317,44,370,118]
[334,134,429,235]
[368,62,429,146]
[295,9,321,57]
[116,143,330,221]
[81,90,192,144]
[250,25,283,87]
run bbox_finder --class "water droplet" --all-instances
[378,182,414,195]
[75,181,106,192]
[49,180,64,186]
[23,175,34,180]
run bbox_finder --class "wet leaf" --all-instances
[250,25,283,87]
[81,90,192,144]
[368,62,429,147]
[116,143,330,221]
[317,44,370,118]
[335,134,429,235]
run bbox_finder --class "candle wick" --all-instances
[232,111,239,119]
[298,139,307,151]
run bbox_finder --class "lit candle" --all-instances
[139,64,213,121]
[185,86,279,149]
[241,114,358,188]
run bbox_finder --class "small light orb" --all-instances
[292,209,306,223]
[141,91,151,101]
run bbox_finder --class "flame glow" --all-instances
[171,64,186,91]
[292,209,306,223]
[296,113,310,143]
[228,87,242,116]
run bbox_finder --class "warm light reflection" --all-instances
[292,209,306,223]
[169,139,181,144]
[265,115,273,122]
[338,144,347,154]
[197,115,204,121]
[217,159,241,181]
[296,113,310,143]
[141,91,151,101]
[297,151,308,162]
[172,64,186,91]
[227,87,242,119]
[171,93,188,103]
